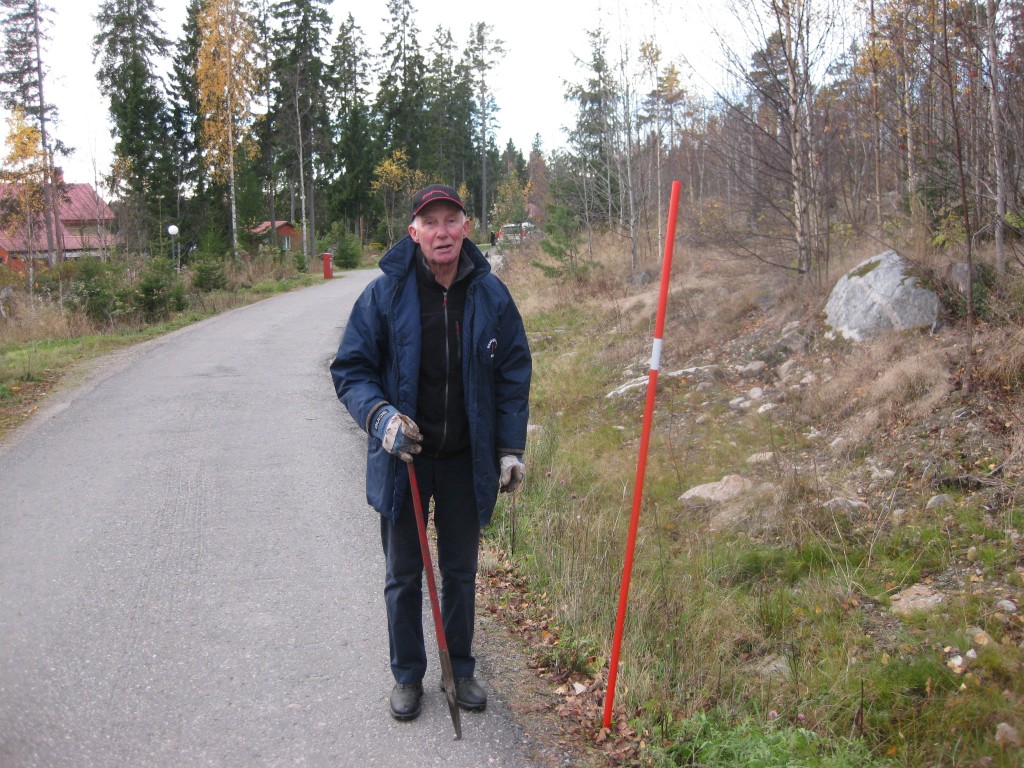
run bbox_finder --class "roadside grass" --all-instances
[645,708,892,767]
[488,247,1024,767]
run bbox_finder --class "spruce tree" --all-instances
[563,25,620,230]
[325,12,375,241]
[167,0,208,239]
[422,26,475,190]
[93,0,175,251]
[270,0,332,264]
[374,0,426,167]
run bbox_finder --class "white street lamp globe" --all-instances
[167,224,179,237]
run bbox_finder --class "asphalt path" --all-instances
[0,270,544,767]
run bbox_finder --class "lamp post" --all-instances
[167,224,179,271]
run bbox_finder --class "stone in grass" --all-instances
[994,599,1018,614]
[890,584,944,616]
[679,475,753,504]
[926,494,954,510]
[823,497,869,514]
[737,361,767,378]
[995,722,1021,749]
[825,250,940,341]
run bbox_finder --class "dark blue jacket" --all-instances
[331,236,532,525]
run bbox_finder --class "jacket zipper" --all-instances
[440,290,450,452]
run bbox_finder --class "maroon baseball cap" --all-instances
[410,184,466,219]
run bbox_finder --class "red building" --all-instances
[0,182,116,270]
[250,220,299,252]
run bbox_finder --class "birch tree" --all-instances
[984,0,1007,273]
[370,149,426,246]
[0,108,46,290]
[197,0,259,260]
[708,0,843,277]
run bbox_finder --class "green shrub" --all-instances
[318,221,363,270]
[334,230,362,269]
[191,254,227,292]
[534,204,588,282]
[0,263,21,288]
[133,258,184,321]
[67,257,125,325]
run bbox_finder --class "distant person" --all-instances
[331,184,532,721]
[489,230,496,247]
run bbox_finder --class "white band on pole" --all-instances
[649,338,663,371]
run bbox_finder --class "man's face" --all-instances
[408,202,471,273]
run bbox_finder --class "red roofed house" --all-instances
[250,220,299,252]
[0,182,116,270]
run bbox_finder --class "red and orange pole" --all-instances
[602,180,681,730]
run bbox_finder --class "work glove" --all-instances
[499,454,525,493]
[370,405,422,463]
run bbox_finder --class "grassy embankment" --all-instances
[485,236,1024,768]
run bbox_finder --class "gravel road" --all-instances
[0,271,546,767]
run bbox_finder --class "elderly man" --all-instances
[331,184,532,721]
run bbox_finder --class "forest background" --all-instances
[1,0,1020,280]
[2,0,1024,766]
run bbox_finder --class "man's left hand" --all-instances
[499,455,525,493]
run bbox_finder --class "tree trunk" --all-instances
[985,0,1007,274]
[783,0,812,274]
[30,5,60,264]
[228,113,239,261]
[941,0,975,394]
[901,36,925,254]
[869,0,883,231]
[480,85,488,234]
[265,77,279,251]
[294,88,309,270]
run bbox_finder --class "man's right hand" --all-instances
[370,405,423,463]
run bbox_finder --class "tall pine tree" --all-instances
[325,12,375,241]
[93,0,175,250]
[0,0,62,262]
[375,0,426,168]
[422,25,475,191]
[168,0,208,236]
[270,0,331,265]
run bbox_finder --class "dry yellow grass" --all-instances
[798,330,955,449]
[0,301,97,346]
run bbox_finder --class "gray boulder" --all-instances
[825,250,939,341]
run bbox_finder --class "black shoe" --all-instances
[389,682,423,721]
[441,676,487,711]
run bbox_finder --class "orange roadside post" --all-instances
[602,180,682,730]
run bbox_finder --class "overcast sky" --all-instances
[34,0,718,192]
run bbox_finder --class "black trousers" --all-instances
[380,452,481,684]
